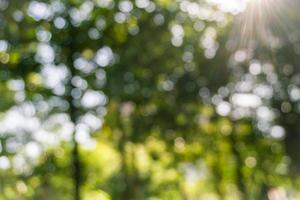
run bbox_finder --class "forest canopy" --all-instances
[1,0,300,199]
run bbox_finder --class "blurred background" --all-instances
[1,0,300,199]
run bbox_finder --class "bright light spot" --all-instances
[41,64,68,89]
[172,24,184,35]
[182,164,203,183]
[268,188,290,200]
[13,155,30,174]
[289,86,300,101]
[201,27,219,59]
[216,101,231,116]
[231,93,262,108]
[74,57,96,73]
[75,123,90,143]
[72,76,88,90]
[13,11,24,22]
[249,62,262,75]
[245,156,257,168]
[153,14,165,26]
[270,126,285,139]
[281,102,292,113]
[7,79,25,91]
[0,105,40,134]
[95,0,113,8]
[96,17,106,30]
[81,90,107,108]
[234,50,247,62]
[69,1,94,25]
[207,0,248,13]
[41,64,68,95]
[33,129,57,146]
[75,124,96,149]
[25,142,42,159]
[253,84,273,99]
[256,106,274,121]
[161,80,174,91]
[88,28,101,40]
[118,1,133,13]
[171,24,184,47]
[95,46,114,67]
[135,0,150,9]
[42,113,74,142]
[36,30,51,42]
[0,40,8,52]
[54,17,66,29]
[28,1,52,21]
[114,12,127,23]
[0,156,10,170]
[36,43,55,64]
[80,113,103,131]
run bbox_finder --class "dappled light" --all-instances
[1,0,300,199]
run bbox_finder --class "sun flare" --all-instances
[228,0,294,50]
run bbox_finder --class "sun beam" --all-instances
[228,0,297,51]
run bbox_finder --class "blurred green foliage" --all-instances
[1,0,300,199]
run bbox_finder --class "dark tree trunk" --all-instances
[65,9,81,200]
